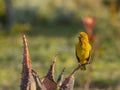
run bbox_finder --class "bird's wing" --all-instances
[75,50,81,63]
[86,51,91,64]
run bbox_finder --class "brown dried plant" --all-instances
[20,35,92,90]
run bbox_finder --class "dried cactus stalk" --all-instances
[46,54,57,81]
[42,78,56,90]
[32,70,46,90]
[20,35,44,90]
[22,35,32,73]
[60,74,74,90]
[59,65,81,90]
[57,68,65,89]
[20,35,88,90]
[41,54,58,90]
[20,35,32,90]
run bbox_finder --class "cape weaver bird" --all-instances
[75,32,92,70]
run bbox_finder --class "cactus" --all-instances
[20,35,45,90]
[20,35,90,90]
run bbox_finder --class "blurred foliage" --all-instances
[11,23,31,34]
[0,0,5,16]
[103,0,120,10]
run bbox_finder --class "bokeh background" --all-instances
[0,0,120,90]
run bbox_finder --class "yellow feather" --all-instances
[75,32,92,70]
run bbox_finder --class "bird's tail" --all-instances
[80,64,86,70]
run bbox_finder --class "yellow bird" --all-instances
[75,32,92,70]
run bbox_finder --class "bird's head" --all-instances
[78,32,89,42]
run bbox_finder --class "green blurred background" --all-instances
[0,0,120,90]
